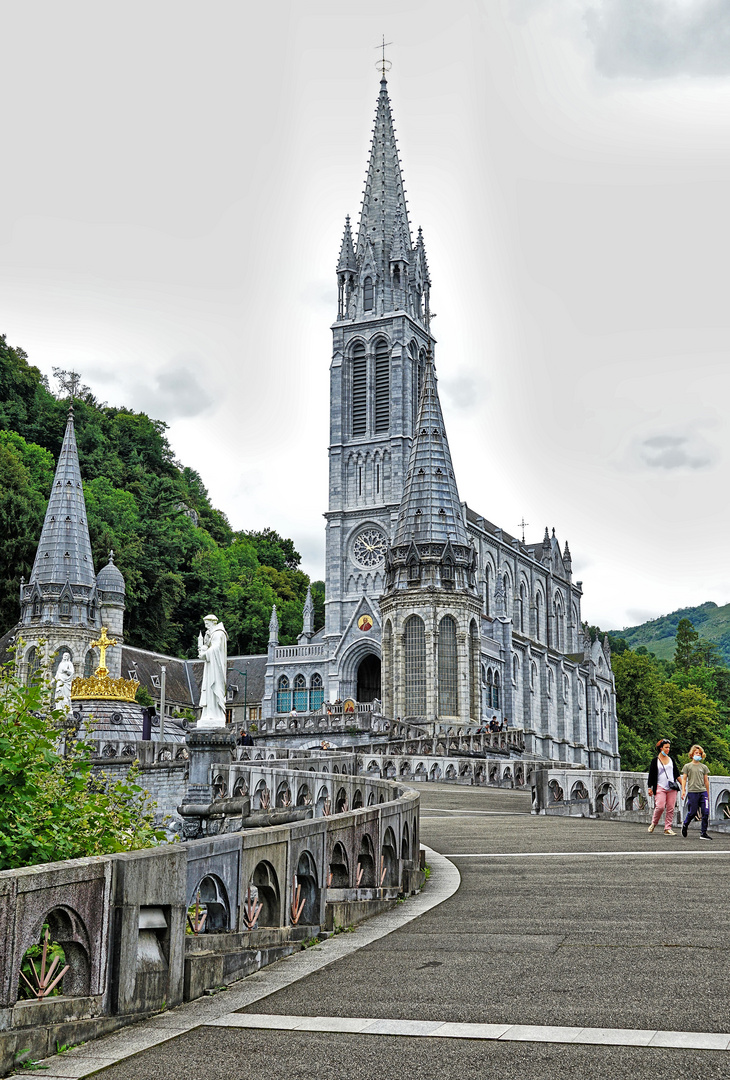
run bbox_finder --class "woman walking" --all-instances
[647,738,680,835]
[680,745,711,840]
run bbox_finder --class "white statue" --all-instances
[197,615,228,728]
[54,651,75,716]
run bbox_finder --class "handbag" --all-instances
[668,780,680,791]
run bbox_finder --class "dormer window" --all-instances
[60,601,70,616]
[151,675,160,688]
[32,600,41,616]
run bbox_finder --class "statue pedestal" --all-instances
[179,728,235,838]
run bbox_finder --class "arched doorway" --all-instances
[356,654,381,703]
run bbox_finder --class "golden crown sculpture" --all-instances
[71,627,140,702]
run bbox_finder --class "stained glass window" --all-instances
[276,674,291,713]
[309,672,324,711]
[404,615,426,716]
[293,673,307,711]
[438,615,458,716]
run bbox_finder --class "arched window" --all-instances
[404,615,426,716]
[519,583,526,634]
[512,654,519,683]
[554,594,564,652]
[409,342,419,426]
[276,675,291,714]
[84,649,97,678]
[547,668,553,698]
[438,615,458,716]
[26,646,40,684]
[531,663,537,692]
[363,276,374,311]
[485,564,491,616]
[382,620,393,715]
[493,670,501,710]
[309,673,324,712]
[352,342,367,436]
[469,621,480,721]
[374,338,390,433]
[535,592,543,642]
[293,673,307,712]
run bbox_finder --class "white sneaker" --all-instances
[648,823,656,833]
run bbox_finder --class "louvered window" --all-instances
[363,276,374,311]
[374,338,389,433]
[352,344,367,436]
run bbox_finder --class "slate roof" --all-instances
[356,77,412,268]
[29,408,96,590]
[121,645,267,707]
[393,358,469,547]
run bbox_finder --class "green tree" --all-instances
[0,655,164,870]
[674,618,700,672]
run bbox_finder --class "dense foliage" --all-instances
[614,600,730,665]
[0,657,165,870]
[0,334,324,655]
[603,619,730,773]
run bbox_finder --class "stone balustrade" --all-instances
[0,769,420,1076]
[532,766,730,831]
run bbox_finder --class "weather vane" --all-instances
[375,35,392,78]
[519,517,529,544]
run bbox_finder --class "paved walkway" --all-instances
[18,785,730,1079]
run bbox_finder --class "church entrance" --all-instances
[356,654,381,703]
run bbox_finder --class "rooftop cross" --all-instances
[375,35,392,79]
[90,626,117,675]
[519,518,529,544]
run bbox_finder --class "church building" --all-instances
[261,75,620,769]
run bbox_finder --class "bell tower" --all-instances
[325,76,434,644]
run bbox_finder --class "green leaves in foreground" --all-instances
[0,654,165,871]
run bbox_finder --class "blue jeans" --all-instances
[683,791,709,835]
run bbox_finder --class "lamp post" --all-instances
[159,664,166,739]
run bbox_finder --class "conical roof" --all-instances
[393,358,468,547]
[356,78,412,270]
[28,407,96,588]
[337,215,357,272]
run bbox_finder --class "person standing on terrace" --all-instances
[647,738,680,835]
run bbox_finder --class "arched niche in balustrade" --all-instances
[250,861,280,926]
[296,783,311,807]
[352,788,363,809]
[401,821,410,862]
[381,827,398,887]
[276,781,292,808]
[335,787,348,814]
[329,841,349,888]
[295,850,319,925]
[188,874,230,932]
[357,833,376,887]
[17,906,91,1001]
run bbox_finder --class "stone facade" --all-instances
[261,75,619,769]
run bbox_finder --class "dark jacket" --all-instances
[647,755,680,791]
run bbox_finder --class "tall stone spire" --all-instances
[27,406,96,595]
[392,358,468,547]
[268,604,279,647]
[356,76,411,269]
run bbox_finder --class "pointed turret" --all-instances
[268,604,279,647]
[393,357,468,547]
[298,585,314,644]
[337,215,357,273]
[389,206,410,264]
[29,407,95,590]
[20,406,97,628]
[356,77,411,267]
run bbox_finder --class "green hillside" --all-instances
[613,602,730,665]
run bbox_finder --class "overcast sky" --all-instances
[2,0,730,632]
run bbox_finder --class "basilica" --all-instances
[6,74,619,769]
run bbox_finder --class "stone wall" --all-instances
[0,772,421,1077]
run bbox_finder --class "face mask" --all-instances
[693,754,702,761]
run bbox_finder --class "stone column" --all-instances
[178,728,235,839]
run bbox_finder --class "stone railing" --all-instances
[532,767,730,831]
[0,771,420,1076]
[353,752,544,789]
[257,708,386,737]
[88,738,189,764]
[273,644,326,659]
[386,729,525,758]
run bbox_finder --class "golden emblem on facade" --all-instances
[71,626,139,702]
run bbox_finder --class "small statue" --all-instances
[197,615,228,728]
[54,651,75,716]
